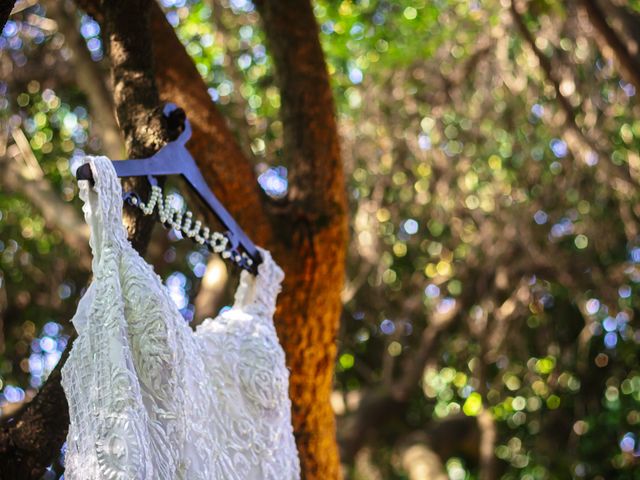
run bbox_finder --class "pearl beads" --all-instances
[129,185,257,271]
[134,185,230,255]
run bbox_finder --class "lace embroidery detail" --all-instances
[61,156,300,480]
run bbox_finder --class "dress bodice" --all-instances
[61,156,300,480]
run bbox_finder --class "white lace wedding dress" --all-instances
[61,156,300,479]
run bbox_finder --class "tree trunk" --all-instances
[0,347,70,478]
[104,0,169,253]
[254,1,348,477]
[152,2,349,476]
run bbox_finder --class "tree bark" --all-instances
[148,4,271,242]
[0,345,71,478]
[104,0,169,253]
[253,1,348,477]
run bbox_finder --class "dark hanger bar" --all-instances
[76,104,262,274]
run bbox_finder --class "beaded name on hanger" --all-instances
[128,183,233,260]
[75,103,261,274]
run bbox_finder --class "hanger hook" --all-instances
[163,103,191,146]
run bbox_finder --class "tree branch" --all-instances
[193,255,228,323]
[339,311,459,461]
[4,1,348,478]
[104,0,169,253]
[46,0,124,159]
[477,409,498,480]
[252,3,348,478]
[596,0,640,55]
[0,343,71,479]
[254,0,346,222]
[579,0,640,91]
[0,151,91,270]
[72,0,271,242]
[208,0,256,160]
[105,3,165,158]
[397,434,450,480]
[148,3,271,243]
[510,0,636,196]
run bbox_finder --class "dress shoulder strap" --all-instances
[233,247,284,317]
[78,156,129,268]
